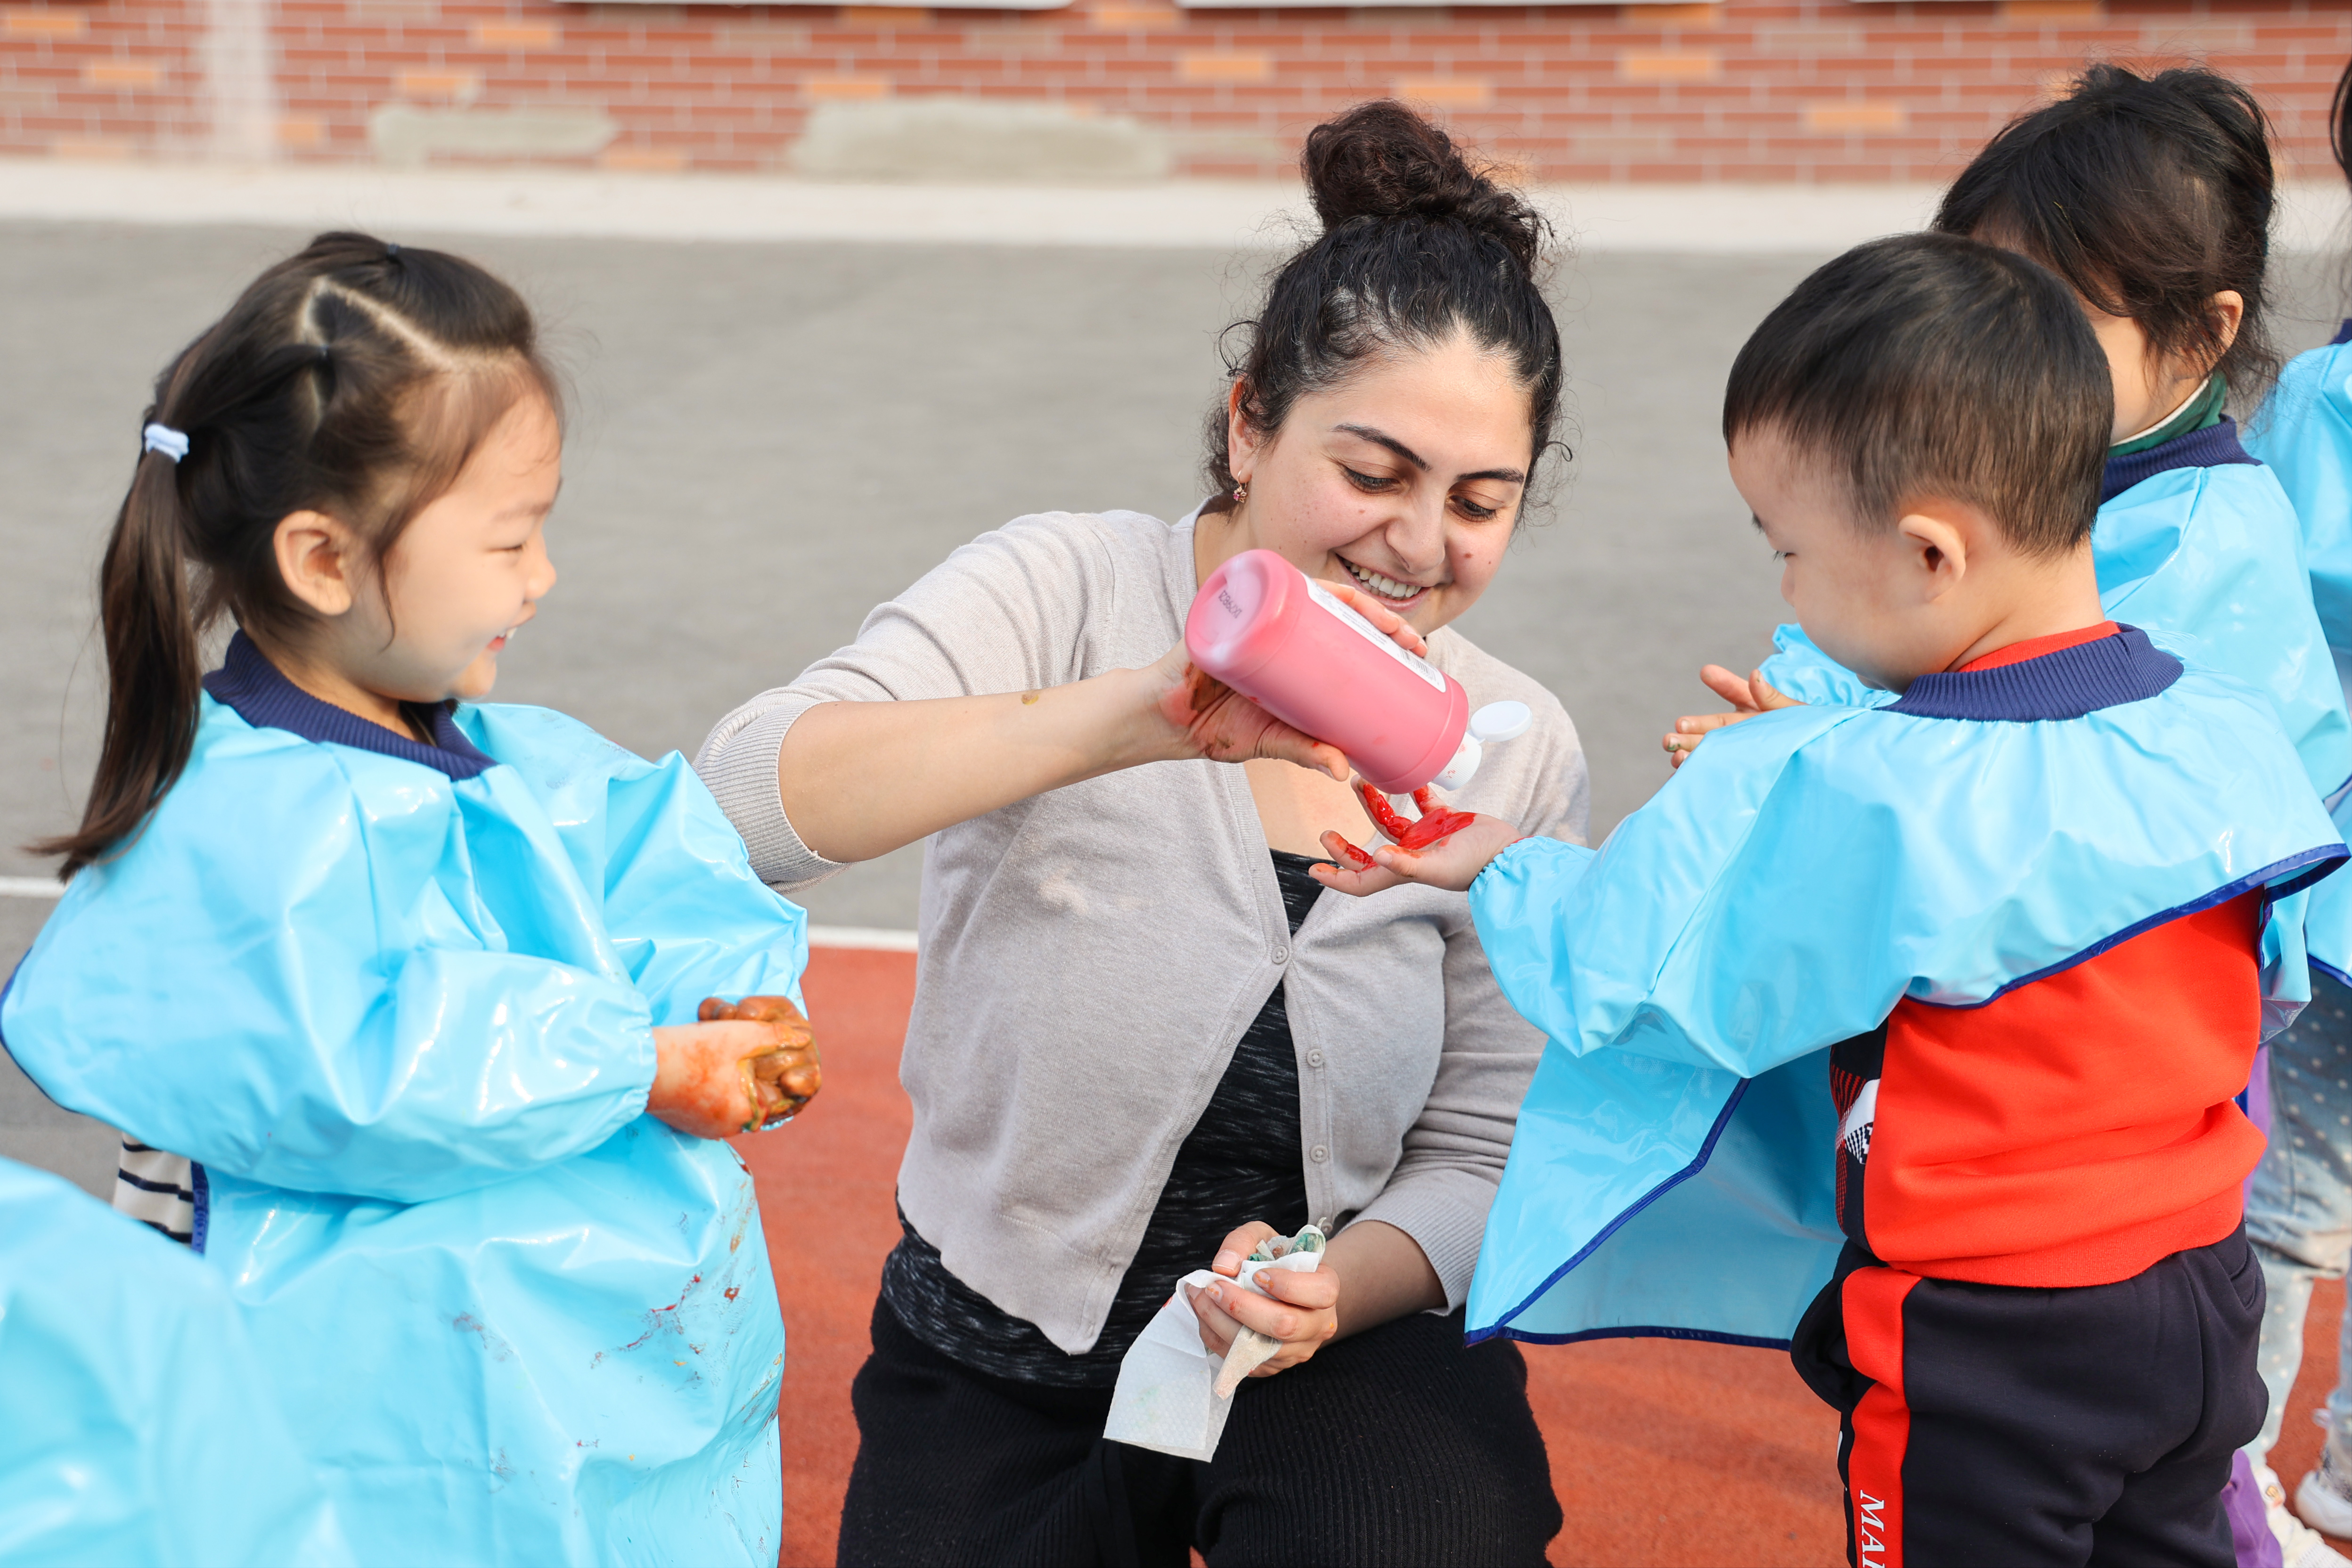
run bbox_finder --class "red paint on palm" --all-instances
[1354,781,1478,853]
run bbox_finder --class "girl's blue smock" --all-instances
[0,638,807,1567]
[2245,330,2352,983]
[0,1156,350,1568]
[1756,431,2352,975]
[1463,641,2342,1349]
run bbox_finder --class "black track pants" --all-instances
[1790,1227,2267,1568]
[837,1295,1562,1568]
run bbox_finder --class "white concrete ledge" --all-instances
[4,157,2342,253]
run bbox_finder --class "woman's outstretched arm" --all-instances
[778,647,1343,866]
[701,513,1421,876]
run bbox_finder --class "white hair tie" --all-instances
[142,423,189,462]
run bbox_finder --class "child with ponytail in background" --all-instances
[0,234,819,1566]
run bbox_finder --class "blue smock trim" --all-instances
[1477,1323,1794,1352]
[202,631,497,781]
[1943,845,2349,1011]
[1464,1077,1754,1346]
[189,1161,209,1255]
[2330,319,2352,348]
[2101,418,2262,505]
[1886,626,2178,721]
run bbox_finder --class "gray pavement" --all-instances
[4,222,2345,1193]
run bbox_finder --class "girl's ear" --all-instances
[2206,289,2245,363]
[273,509,360,617]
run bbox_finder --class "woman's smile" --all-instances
[1333,551,1439,611]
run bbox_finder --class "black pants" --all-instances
[1789,1227,2267,1568]
[837,1295,1562,1568]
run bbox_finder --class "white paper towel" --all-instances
[1101,1251,1322,1462]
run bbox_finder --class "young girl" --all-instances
[1666,64,2351,1568]
[2236,53,2352,1557]
[0,234,817,1565]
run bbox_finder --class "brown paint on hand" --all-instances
[1021,691,1040,705]
[698,994,823,1132]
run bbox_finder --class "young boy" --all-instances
[1316,233,2347,1564]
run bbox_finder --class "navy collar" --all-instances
[201,632,498,780]
[2330,319,2352,347]
[2100,417,2260,505]
[1885,625,2181,722]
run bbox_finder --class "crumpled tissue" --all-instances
[1101,1250,1322,1462]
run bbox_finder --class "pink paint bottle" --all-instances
[1185,548,1531,794]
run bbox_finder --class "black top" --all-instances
[879,849,1326,1386]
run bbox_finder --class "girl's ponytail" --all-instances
[1933,63,2281,408]
[44,431,208,875]
[32,232,558,877]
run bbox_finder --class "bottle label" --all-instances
[1306,580,1446,694]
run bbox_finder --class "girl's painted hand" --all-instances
[1184,1221,1339,1377]
[1662,665,1801,768]
[702,994,821,1127]
[649,997,821,1139]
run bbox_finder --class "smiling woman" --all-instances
[697,99,1586,1566]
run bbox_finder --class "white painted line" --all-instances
[0,877,916,952]
[807,925,919,952]
[5,158,2338,254]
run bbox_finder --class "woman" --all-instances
[699,101,1584,1565]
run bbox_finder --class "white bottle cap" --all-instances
[1428,702,1535,792]
[1469,700,1532,743]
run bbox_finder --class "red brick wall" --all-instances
[2,0,2346,180]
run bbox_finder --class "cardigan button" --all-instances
[1306,1049,1325,1068]
[1310,1145,1328,1163]
[1272,946,1289,964]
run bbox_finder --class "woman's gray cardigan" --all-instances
[696,507,1588,1355]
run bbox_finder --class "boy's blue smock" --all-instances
[0,1156,350,1568]
[1756,426,2352,975]
[0,635,806,1567]
[1465,636,2342,1349]
[2246,328,2352,983]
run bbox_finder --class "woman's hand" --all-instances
[1662,665,1801,768]
[1183,1221,1339,1377]
[648,996,821,1139]
[1137,577,1427,781]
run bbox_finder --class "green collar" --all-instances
[2111,375,2226,457]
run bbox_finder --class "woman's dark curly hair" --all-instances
[1202,99,1565,513]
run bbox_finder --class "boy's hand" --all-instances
[648,996,822,1139]
[1662,665,1801,768]
[1312,812,1523,896]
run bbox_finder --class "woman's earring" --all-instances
[1233,483,1248,502]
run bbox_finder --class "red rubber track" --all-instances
[735,947,2352,1568]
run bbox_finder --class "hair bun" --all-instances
[1301,100,1545,276]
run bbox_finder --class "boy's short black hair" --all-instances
[1723,233,2109,557]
